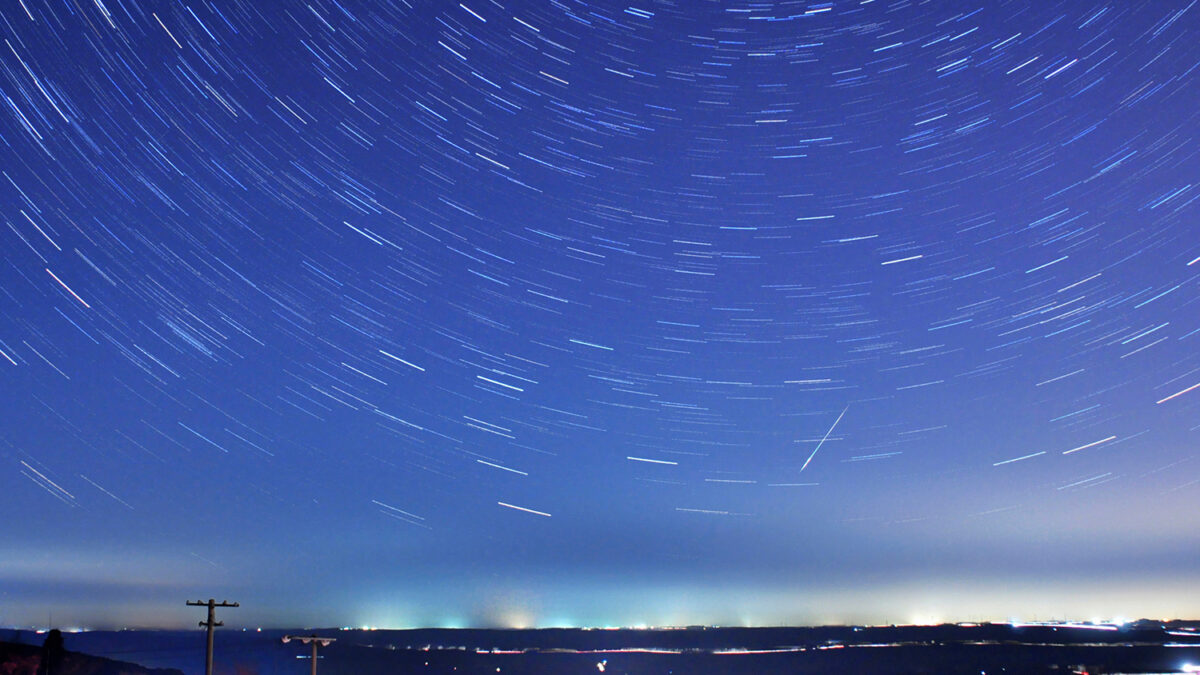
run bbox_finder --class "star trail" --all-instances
[1,0,1197,629]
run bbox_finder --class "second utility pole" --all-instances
[282,634,336,675]
[186,598,239,675]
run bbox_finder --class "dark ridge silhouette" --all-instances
[0,639,184,675]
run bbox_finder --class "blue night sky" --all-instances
[1,0,1198,630]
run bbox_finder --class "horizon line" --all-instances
[6,617,1197,634]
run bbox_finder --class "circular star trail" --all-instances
[1,1,1197,628]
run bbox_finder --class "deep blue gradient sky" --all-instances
[1,0,1198,629]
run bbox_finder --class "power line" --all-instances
[282,634,336,675]
[185,598,238,675]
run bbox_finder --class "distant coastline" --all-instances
[5,620,1199,675]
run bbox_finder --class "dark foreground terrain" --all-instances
[6,621,1200,674]
[0,638,183,675]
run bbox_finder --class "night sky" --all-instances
[1,0,1198,630]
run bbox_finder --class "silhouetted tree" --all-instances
[38,629,64,675]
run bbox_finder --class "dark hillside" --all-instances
[0,640,183,675]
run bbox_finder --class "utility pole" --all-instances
[186,598,239,675]
[282,634,336,675]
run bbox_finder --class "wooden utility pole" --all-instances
[186,598,239,675]
[282,634,336,675]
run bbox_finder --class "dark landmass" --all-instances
[5,620,1199,674]
[0,639,184,675]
